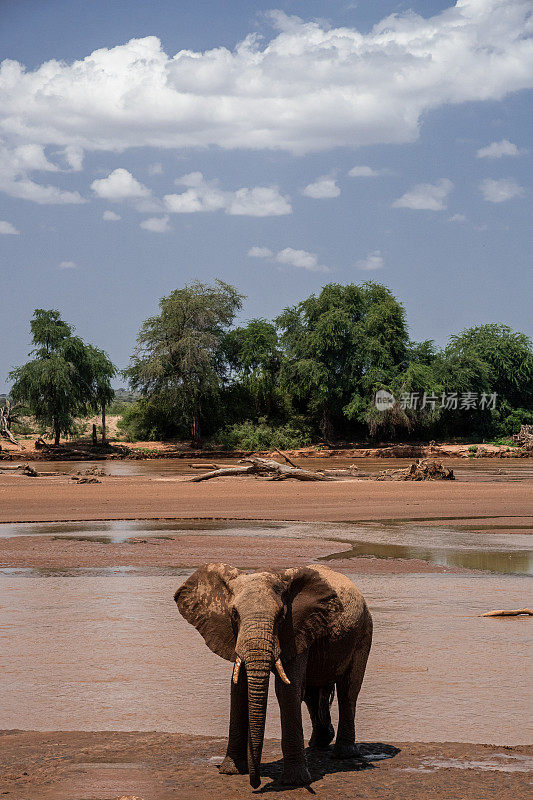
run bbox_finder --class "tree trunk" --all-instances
[92,424,97,446]
[54,422,60,446]
[190,408,200,447]
[101,401,107,445]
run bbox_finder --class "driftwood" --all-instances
[481,608,533,617]
[190,456,335,482]
[513,425,533,450]
[189,463,220,469]
[376,459,454,481]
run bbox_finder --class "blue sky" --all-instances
[1,0,532,391]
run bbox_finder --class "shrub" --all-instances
[207,418,311,451]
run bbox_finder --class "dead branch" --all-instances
[190,456,335,482]
[272,447,298,469]
[246,456,335,481]
[190,465,256,482]
[480,608,533,617]
[0,400,23,448]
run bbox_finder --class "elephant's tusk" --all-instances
[275,658,290,685]
[232,656,242,684]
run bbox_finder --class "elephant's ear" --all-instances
[278,567,343,658]
[174,563,240,661]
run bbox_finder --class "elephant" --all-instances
[174,562,372,789]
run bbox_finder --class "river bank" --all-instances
[1,731,531,800]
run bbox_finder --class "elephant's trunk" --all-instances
[238,621,275,788]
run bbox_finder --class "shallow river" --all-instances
[1,569,531,745]
[1,519,531,575]
[20,456,533,481]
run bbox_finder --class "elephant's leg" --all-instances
[305,685,335,749]
[332,638,371,760]
[219,670,249,775]
[275,653,311,786]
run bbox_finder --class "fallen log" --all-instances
[190,465,256,482]
[190,456,335,482]
[247,456,334,481]
[480,608,533,617]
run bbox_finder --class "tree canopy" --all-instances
[276,282,409,438]
[9,309,115,444]
[7,286,532,447]
[126,280,243,443]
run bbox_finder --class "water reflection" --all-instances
[322,540,533,575]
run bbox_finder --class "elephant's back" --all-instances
[306,564,368,622]
[305,565,371,683]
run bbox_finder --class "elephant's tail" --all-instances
[318,683,335,727]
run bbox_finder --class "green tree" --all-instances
[223,319,284,419]
[9,309,116,445]
[277,282,408,439]
[85,345,116,443]
[126,280,243,444]
[437,323,533,437]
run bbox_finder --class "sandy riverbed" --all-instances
[1,464,531,799]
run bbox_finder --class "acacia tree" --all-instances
[126,280,243,444]
[86,345,116,443]
[223,319,283,419]
[9,309,116,445]
[277,282,408,439]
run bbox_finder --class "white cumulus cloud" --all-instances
[58,260,77,269]
[164,173,291,216]
[0,142,85,204]
[479,177,525,203]
[348,166,386,177]
[0,1,531,163]
[103,210,121,221]
[249,245,330,272]
[140,214,171,233]
[248,246,274,258]
[91,168,151,201]
[476,139,523,159]
[392,179,453,211]
[301,175,340,199]
[0,219,19,234]
[63,145,84,171]
[355,250,384,271]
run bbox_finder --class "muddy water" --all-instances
[0,573,531,745]
[0,519,531,575]
[17,457,533,481]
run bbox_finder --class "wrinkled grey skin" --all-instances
[175,563,372,789]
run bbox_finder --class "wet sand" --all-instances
[1,731,531,800]
[0,532,477,574]
[1,470,532,528]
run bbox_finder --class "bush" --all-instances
[495,407,533,437]
[116,401,163,442]
[207,418,311,451]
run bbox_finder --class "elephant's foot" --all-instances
[218,755,248,775]
[331,742,364,760]
[280,762,312,786]
[308,723,335,750]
